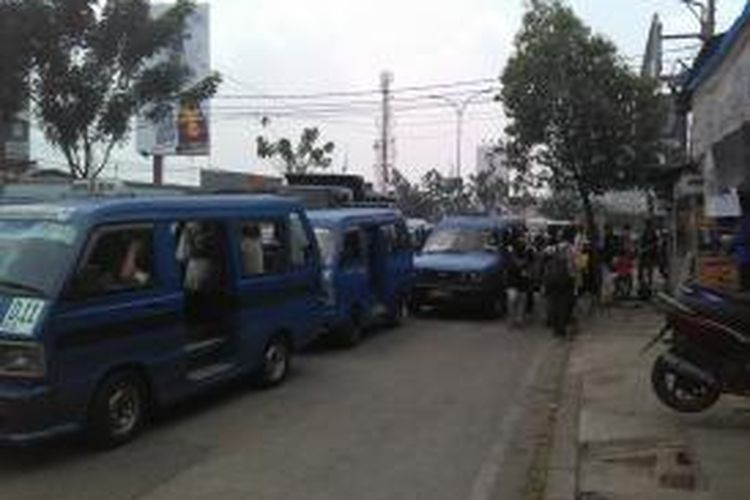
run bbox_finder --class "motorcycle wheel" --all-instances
[651,355,720,413]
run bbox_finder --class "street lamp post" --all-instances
[429,88,494,178]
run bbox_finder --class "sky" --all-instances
[31,0,749,186]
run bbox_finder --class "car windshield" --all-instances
[422,228,496,254]
[0,219,78,297]
[313,227,335,266]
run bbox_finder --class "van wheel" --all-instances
[257,335,291,388]
[87,370,148,449]
[336,308,364,348]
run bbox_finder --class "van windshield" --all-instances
[422,228,497,254]
[314,228,335,266]
[0,219,77,297]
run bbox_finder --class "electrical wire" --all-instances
[213,77,498,101]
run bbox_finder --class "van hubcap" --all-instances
[107,384,140,436]
[265,342,288,382]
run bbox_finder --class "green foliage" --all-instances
[392,168,496,220]
[256,122,335,174]
[500,0,666,232]
[538,190,581,220]
[11,0,221,178]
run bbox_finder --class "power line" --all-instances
[210,96,499,119]
[214,77,498,100]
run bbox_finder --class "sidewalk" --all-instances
[544,302,750,500]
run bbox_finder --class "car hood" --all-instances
[415,252,501,273]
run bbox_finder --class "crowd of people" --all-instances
[501,220,670,337]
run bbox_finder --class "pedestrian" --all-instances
[544,226,577,337]
[600,224,618,302]
[657,229,670,283]
[637,219,658,298]
[506,235,532,326]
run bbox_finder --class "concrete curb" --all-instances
[543,343,581,500]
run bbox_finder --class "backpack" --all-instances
[545,244,573,289]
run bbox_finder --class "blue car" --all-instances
[0,195,323,447]
[411,215,522,316]
[309,209,414,347]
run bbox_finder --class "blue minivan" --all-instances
[0,195,322,446]
[308,209,414,347]
[411,215,521,316]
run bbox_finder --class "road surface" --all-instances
[0,313,566,500]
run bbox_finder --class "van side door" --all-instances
[336,226,370,320]
[234,211,319,363]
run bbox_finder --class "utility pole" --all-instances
[152,154,164,186]
[703,0,716,41]
[374,71,394,193]
[662,0,717,42]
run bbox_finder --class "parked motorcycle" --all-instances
[646,283,750,413]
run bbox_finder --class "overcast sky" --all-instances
[31,0,748,185]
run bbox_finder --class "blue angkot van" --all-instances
[411,215,522,316]
[0,195,323,447]
[308,209,414,347]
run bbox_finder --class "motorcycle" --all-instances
[645,283,750,413]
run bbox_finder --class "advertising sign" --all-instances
[136,3,210,156]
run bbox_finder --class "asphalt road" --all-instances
[0,313,566,500]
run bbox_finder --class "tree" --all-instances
[391,169,434,219]
[256,122,335,174]
[421,169,474,217]
[15,0,221,178]
[538,190,581,220]
[501,0,666,243]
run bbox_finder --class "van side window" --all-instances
[239,220,287,276]
[70,225,154,298]
[341,229,364,267]
[289,213,311,268]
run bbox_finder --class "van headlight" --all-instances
[0,342,46,378]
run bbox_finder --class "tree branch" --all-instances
[92,137,118,179]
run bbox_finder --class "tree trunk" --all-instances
[579,187,601,297]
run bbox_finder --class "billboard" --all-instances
[136,3,210,156]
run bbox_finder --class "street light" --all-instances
[429,88,495,179]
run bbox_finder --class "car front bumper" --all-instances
[0,383,80,445]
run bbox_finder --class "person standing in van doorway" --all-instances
[544,226,577,338]
[241,224,264,275]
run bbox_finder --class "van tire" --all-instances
[256,335,291,388]
[87,370,148,449]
